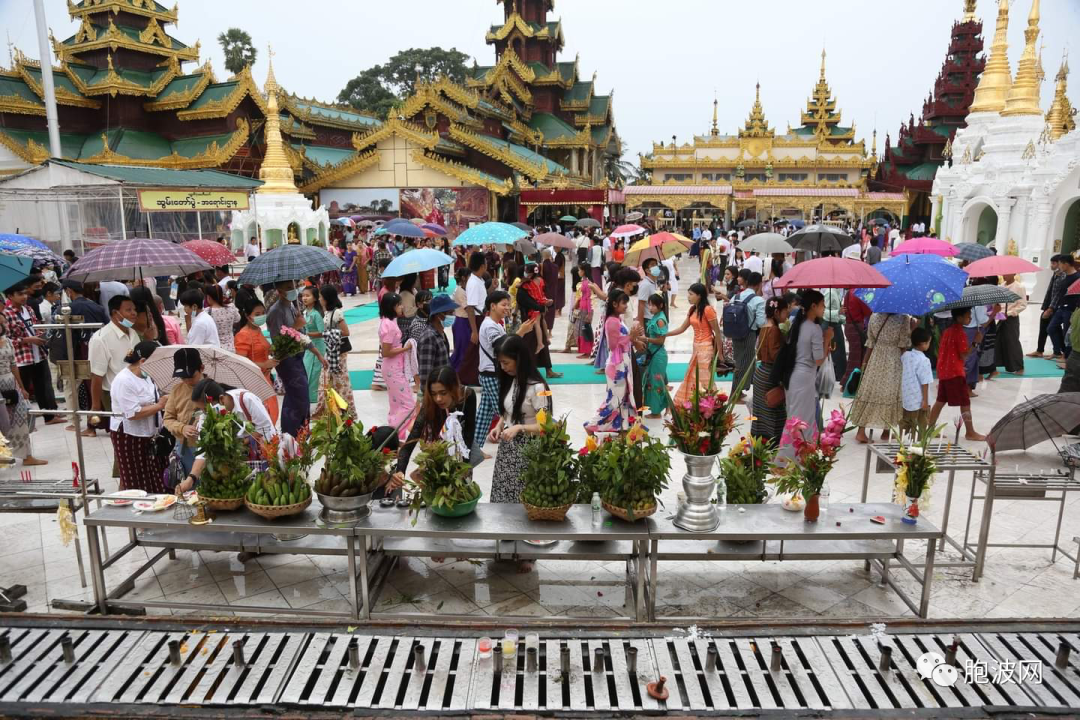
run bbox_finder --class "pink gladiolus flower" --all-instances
[682,401,693,411]
[698,395,717,419]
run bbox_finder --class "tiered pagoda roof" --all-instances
[872,1,985,204]
[790,51,856,142]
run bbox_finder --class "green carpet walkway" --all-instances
[347,355,1063,391]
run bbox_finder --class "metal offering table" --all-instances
[648,503,943,620]
[963,468,1080,582]
[83,504,362,619]
[357,504,651,622]
[860,441,993,578]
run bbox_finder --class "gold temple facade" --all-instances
[628,52,907,227]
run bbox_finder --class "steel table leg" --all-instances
[648,539,658,622]
[919,534,937,618]
[85,524,108,615]
[862,444,873,571]
[938,469,957,553]
[634,539,645,622]
[347,534,360,622]
[357,532,371,621]
[1051,489,1067,563]
[972,464,996,582]
[67,497,87,588]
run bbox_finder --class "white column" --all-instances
[994,198,1014,255]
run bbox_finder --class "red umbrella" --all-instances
[892,237,957,257]
[1067,278,1080,296]
[773,257,892,290]
[533,232,576,250]
[182,239,236,266]
[963,255,1042,277]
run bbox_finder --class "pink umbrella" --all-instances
[610,224,647,238]
[963,255,1042,277]
[181,239,236,266]
[892,237,958,257]
[773,257,892,290]
[422,223,448,236]
[533,232,575,249]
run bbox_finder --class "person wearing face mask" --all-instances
[162,347,205,474]
[108,340,170,494]
[87,296,140,447]
[179,289,219,347]
[233,298,279,424]
[267,280,325,436]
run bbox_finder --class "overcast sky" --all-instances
[4,0,1078,163]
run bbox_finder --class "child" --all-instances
[900,327,933,435]
[929,308,986,441]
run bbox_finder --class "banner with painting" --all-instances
[400,187,489,238]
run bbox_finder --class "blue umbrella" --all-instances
[378,223,426,239]
[0,233,49,252]
[0,254,33,291]
[383,218,417,230]
[382,248,453,278]
[854,254,967,316]
[452,222,528,247]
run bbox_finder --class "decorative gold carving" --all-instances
[283,94,379,131]
[0,130,50,163]
[81,117,249,168]
[411,150,514,195]
[142,64,212,111]
[176,65,266,119]
[0,93,46,115]
[68,0,178,23]
[448,124,548,181]
[467,47,536,90]
[486,12,536,42]
[1021,140,1036,159]
[297,149,378,194]
[740,83,774,139]
[351,116,440,153]
[1046,52,1075,141]
[970,0,1012,113]
[138,18,172,48]
[14,61,101,108]
[258,50,299,195]
[56,14,198,64]
[74,16,97,43]
[1002,0,1043,116]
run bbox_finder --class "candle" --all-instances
[477,637,492,658]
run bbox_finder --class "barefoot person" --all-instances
[929,308,986,441]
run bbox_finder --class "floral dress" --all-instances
[313,308,357,421]
[0,339,31,459]
[850,313,912,430]
[490,380,551,503]
[208,305,240,353]
[585,315,636,433]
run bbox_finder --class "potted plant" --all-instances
[772,409,850,523]
[195,404,250,511]
[310,395,396,521]
[407,440,481,520]
[892,422,945,524]
[718,435,778,505]
[245,428,314,519]
[520,410,579,521]
[596,423,671,521]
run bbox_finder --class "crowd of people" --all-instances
[2,217,1075,574]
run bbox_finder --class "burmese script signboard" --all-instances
[138,190,250,213]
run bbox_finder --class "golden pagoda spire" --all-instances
[258,45,299,195]
[963,0,978,23]
[872,129,877,157]
[819,48,827,82]
[739,82,773,139]
[711,95,719,136]
[1046,51,1075,140]
[1002,0,1044,116]
[970,0,1012,113]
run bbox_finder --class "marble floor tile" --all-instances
[263,558,324,589]
[279,575,349,609]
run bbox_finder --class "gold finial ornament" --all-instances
[739,82,773,139]
[1002,0,1044,116]
[711,96,719,136]
[1046,51,1075,141]
[970,0,1012,113]
[871,129,877,157]
[258,45,300,195]
[963,0,978,23]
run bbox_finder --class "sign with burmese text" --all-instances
[137,190,250,212]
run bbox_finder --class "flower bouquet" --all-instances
[195,404,251,510]
[270,325,308,360]
[407,440,481,521]
[520,410,579,521]
[718,435,778,505]
[576,434,605,503]
[892,422,946,524]
[663,371,747,457]
[245,429,314,518]
[771,409,850,522]
[595,423,671,521]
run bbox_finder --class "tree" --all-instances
[337,47,470,119]
[218,28,257,75]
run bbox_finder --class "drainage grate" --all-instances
[976,632,1080,707]
[90,631,299,705]
[0,627,142,704]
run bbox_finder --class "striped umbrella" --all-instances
[928,284,1021,312]
[452,222,528,247]
[64,237,210,282]
[181,240,236,266]
[987,394,1080,453]
[953,242,994,262]
[236,244,341,286]
[422,223,448,236]
[0,233,49,251]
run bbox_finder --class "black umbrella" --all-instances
[789,224,857,253]
[575,218,601,229]
[954,242,995,263]
[929,284,1021,313]
[987,394,1080,453]
[511,222,533,233]
[736,219,759,229]
[871,218,891,226]
[514,238,538,256]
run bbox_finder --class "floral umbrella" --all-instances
[452,222,528,247]
[181,240,236,266]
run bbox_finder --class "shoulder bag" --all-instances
[152,387,176,458]
[332,310,352,353]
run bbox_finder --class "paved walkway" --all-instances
[1,257,1075,622]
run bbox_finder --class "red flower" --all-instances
[344,417,354,427]
[219,408,227,415]
[382,447,392,455]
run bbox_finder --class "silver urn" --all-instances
[317,491,374,525]
[673,453,720,532]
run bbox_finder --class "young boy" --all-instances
[900,327,934,435]
[929,308,986,441]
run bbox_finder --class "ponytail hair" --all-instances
[605,289,628,318]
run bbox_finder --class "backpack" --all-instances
[723,295,752,339]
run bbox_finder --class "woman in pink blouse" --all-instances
[378,292,416,440]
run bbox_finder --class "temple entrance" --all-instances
[975,205,997,246]
[1061,199,1080,256]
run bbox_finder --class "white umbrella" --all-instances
[143,345,275,401]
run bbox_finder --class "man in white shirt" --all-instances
[87,294,139,440]
[636,257,661,326]
[97,281,129,314]
[589,236,604,287]
[245,238,260,261]
[179,288,220,347]
[602,234,613,263]
[743,252,764,276]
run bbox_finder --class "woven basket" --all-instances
[244,495,312,520]
[523,502,572,522]
[202,496,244,511]
[602,500,657,522]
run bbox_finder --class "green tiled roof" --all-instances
[589,95,610,117]
[473,65,492,80]
[900,162,941,181]
[2,129,89,159]
[185,81,239,110]
[792,126,815,136]
[501,138,568,174]
[296,144,354,168]
[563,81,592,103]
[529,112,577,141]
[153,73,205,103]
[51,159,262,188]
[170,131,238,157]
[291,100,379,127]
[592,125,615,145]
[65,63,97,85]
[829,125,852,136]
[72,0,173,14]
[0,76,41,103]
[62,22,189,50]
[556,62,576,81]
[3,127,246,164]
[22,66,86,98]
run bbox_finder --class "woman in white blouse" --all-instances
[109,341,171,494]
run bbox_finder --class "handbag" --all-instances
[151,388,176,458]
[332,310,352,353]
[580,318,594,343]
[164,448,186,492]
[1,388,19,406]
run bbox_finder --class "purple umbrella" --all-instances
[64,237,211,283]
[422,223,448,236]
